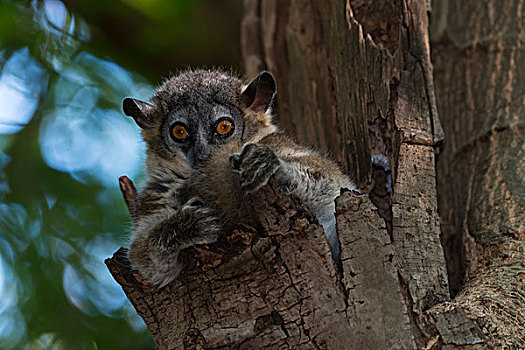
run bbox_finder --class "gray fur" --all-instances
[124,69,355,286]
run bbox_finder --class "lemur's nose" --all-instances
[193,139,210,163]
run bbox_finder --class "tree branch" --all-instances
[107,178,421,349]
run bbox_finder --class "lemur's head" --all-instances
[123,69,276,169]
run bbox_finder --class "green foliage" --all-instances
[0,1,239,349]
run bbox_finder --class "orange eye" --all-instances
[171,124,189,141]
[216,119,233,136]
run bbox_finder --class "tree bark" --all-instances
[240,0,452,347]
[429,0,525,347]
[106,0,524,348]
[109,182,416,349]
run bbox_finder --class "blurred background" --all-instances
[0,0,241,348]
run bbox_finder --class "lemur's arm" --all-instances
[230,132,354,260]
[119,177,219,287]
[232,133,354,210]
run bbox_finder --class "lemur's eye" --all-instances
[171,123,189,141]
[215,118,234,137]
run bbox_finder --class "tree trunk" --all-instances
[429,0,525,347]
[106,0,524,348]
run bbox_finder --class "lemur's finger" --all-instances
[119,176,137,218]
[229,154,241,170]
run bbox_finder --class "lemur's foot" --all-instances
[230,143,281,192]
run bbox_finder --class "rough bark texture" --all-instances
[106,0,524,348]
[241,0,453,346]
[108,183,412,349]
[108,181,349,349]
[429,0,525,347]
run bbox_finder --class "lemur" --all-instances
[122,70,354,286]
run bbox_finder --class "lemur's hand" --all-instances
[129,197,220,287]
[230,143,281,192]
[156,197,220,250]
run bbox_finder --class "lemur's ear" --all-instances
[122,98,155,129]
[240,71,276,113]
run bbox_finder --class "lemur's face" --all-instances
[160,100,245,166]
[122,70,276,168]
